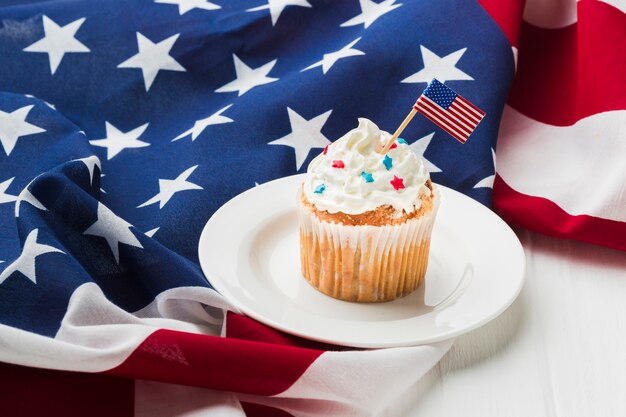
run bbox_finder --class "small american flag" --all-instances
[414,78,485,143]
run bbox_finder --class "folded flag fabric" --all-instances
[493,0,626,252]
[414,78,486,143]
[0,0,624,416]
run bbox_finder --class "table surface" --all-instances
[386,229,626,417]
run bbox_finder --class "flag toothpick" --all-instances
[380,78,486,153]
[379,107,417,154]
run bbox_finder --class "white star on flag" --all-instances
[0,105,46,156]
[402,45,473,84]
[75,156,101,186]
[340,0,402,29]
[89,122,150,160]
[216,55,279,96]
[302,37,365,74]
[138,165,203,209]
[247,0,312,26]
[15,177,48,218]
[24,94,55,110]
[408,132,442,173]
[23,16,90,75]
[154,0,220,14]
[474,148,496,189]
[0,229,64,285]
[173,104,234,142]
[268,108,332,171]
[84,203,144,264]
[118,32,186,92]
[145,227,160,237]
[0,178,18,205]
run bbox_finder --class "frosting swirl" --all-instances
[303,118,431,215]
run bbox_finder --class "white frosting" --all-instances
[303,118,431,215]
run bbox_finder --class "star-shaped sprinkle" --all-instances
[332,160,345,168]
[390,142,397,149]
[397,138,408,144]
[117,32,186,92]
[340,0,402,29]
[215,54,279,96]
[390,175,405,190]
[361,172,374,183]
[0,105,46,156]
[314,184,325,194]
[383,155,393,170]
[323,144,329,155]
[23,16,90,75]
[402,45,473,84]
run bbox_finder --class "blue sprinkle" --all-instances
[361,171,374,183]
[397,138,408,144]
[314,184,326,194]
[383,155,393,171]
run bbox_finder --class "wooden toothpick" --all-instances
[378,107,418,154]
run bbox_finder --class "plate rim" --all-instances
[198,174,526,347]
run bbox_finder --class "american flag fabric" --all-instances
[414,78,486,143]
[0,0,624,416]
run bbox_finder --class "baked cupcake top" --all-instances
[303,118,431,216]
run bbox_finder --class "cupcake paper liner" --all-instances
[298,189,440,302]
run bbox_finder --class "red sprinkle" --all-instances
[390,142,398,149]
[323,145,329,155]
[332,160,345,169]
[390,175,405,190]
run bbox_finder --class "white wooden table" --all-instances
[386,229,626,417]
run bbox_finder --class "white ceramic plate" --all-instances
[199,174,525,348]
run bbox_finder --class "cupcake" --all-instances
[297,118,439,302]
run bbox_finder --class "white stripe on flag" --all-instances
[415,97,472,142]
[449,102,482,126]
[455,96,485,119]
[416,97,472,136]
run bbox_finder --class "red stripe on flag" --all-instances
[416,97,473,137]
[416,97,472,136]
[508,0,626,126]
[415,106,468,143]
[106,327,324,396]
[241,402,296,417]
[448,103,481,127]
[477,0,525,47]
[414,103,468,142]
[226,311,353,351]
[419,97,479,135]
[0,361,134,417]
[455,96,486,119]
[414,100,468,143]
[493,175,626,252]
